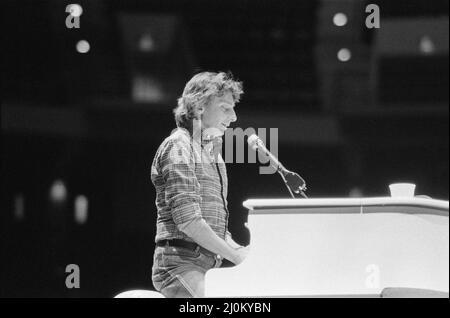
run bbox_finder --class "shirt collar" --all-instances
[176,127,222,147]
[176,127,222,161]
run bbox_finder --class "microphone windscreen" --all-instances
[247,134,259,146]
[247,134,259,151]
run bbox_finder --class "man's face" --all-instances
[201,91,237,136]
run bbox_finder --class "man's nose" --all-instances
[229,109,237,122]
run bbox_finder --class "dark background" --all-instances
[1,0,448,297]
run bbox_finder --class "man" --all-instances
[151,71,249,298]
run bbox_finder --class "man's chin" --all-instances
[203,127,224,138]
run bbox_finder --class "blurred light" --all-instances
[50,179,67,203]
[76,40,90,53]
[333,13,348,27]
[348,187,363,198]
[139,34,155,52]
[67,4,83,17]
[74,195,88,225]
[337,48,352,62]
[269,28,285,41]
[14,193,25,221]
[420,35,435,55]
[132,76,164,102]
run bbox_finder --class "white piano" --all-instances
[205,197,449,297]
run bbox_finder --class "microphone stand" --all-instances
[277,167,308,199]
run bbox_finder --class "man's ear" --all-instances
[198,107,205,115]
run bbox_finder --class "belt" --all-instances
[156,239,221,260]
[156,239,199,251]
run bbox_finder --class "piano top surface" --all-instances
[243,197,449,216]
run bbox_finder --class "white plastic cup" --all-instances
[389,183,416,197]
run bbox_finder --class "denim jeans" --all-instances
[152,245,222,298]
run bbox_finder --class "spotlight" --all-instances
[139,34,155,52]
[49,179,67,203]
[420,35,435,54]
[76,40,90,53]
[333,13,348,27]
[337,48,351,62]
[74,195,88,224]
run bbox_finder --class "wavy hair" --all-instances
[174,71,243,129]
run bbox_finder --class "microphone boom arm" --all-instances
[250,135,308,199]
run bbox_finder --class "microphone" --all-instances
[248,134,307,195]
[248,134,287,173]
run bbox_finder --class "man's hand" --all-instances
[179,217,250,265]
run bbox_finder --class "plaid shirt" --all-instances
[151,128,230,243]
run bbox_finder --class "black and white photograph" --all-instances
[1,0,448,300]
